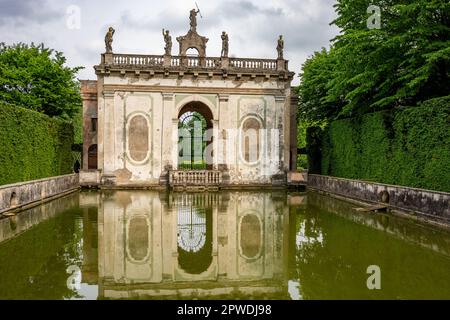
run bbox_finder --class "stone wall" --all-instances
[308,174,450,225]
[0,191,79,243]
[81,80,98,171]
[0,174,79,214]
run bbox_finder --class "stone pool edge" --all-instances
[0,174,80,216]
[308,174,450,229]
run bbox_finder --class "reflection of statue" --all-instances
[105,27,115,53]
[162,29,172,55]
[221,32,229,57]
[189,8,200,32]
[277,35,284,59]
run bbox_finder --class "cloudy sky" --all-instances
[0,0,339,85]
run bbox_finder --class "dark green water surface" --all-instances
[0,190,449,300]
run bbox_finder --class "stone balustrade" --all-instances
[169,170,222,187]
[105,53,284,72]
[229,58,278,70]
[113,54,164,66]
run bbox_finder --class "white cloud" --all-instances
[0,0,339,85]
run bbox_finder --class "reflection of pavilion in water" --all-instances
[79,191,291,299]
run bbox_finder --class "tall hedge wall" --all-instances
[0,101,74,185]
[308,96,450,193]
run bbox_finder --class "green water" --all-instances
[0,190,449,300]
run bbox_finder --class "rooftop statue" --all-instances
[277,35,284,60]
[221,32,229,58]
[177,9,208,57]
[105,27,115,53]
[162,29,172,56]
[189,8,200,32]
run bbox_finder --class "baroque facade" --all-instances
[80,12,297,188]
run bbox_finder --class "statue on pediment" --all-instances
[105,27,115,53]
[162,29,172,55]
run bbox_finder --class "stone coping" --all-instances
[0,173,79,190]
[308,174,450,196]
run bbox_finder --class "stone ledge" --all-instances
[308,174,450,225]
[0,174,80,214]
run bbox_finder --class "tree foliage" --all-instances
[298,0,450,122]
[0,43,82,120]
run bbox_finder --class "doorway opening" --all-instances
[178,102,213,170]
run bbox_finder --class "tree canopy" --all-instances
[0,43,83,120]
[298,0,450,123]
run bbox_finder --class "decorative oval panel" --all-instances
[127,115,149,163]
[127,216,150,262]
[239,214,262,259]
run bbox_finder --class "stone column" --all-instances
[102,90,116,179]
[218,94,229,170]
[171,118,179,170]
[162,93,175,171]
[275,95,289,171]
[212,119,219,170]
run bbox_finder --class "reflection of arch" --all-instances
[88,144,98,170]
[177,206,213,274]
[239,213,263,260]
[240,116,263,164]
[178,101,214,170]
[126,215,151,263]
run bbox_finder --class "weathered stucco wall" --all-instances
[0,174,79,214]
[308,174,450,225]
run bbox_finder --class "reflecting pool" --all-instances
[0,190,449,300]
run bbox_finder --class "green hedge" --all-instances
[309,96,450,192]
[0,101,74,185]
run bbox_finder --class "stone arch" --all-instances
[175,95,217,121]
[178,101,214,170]
[186,47,200,56]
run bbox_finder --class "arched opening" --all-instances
[178,102,214,170]
[88,144,98,170]
[186,48,199,57]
